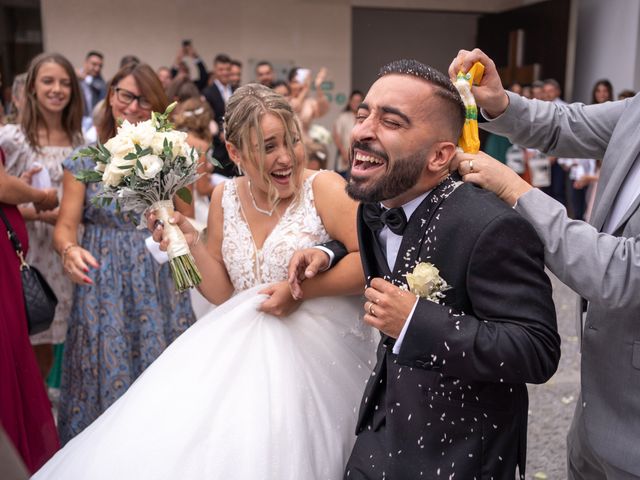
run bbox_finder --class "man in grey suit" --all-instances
[450,48,640,479]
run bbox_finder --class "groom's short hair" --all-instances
[378,59,465,141]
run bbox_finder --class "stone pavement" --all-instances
[526,272,581,480]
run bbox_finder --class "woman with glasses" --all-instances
[53,62,196,444]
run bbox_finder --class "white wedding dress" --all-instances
[34,173,377,480]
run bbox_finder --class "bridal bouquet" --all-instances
[73,103,202,292]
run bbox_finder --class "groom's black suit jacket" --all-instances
[336,177,560,479]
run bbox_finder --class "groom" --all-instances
[288,59,560,479]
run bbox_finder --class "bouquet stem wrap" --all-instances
[152,200,202,292]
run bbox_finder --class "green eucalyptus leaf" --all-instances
[176,187,193,205]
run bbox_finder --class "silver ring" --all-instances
[154,219,165,230]
[368,303,375,316]
[469,160,474,173]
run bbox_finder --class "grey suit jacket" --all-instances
[482,92,640,474]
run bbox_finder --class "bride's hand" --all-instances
[258,281,302,318]
[147,210,198,251]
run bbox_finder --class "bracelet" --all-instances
[61,244,79,263]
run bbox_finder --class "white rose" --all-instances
[405,262,441,298]
[102,155,135,186]
[137,154,164,179]
[104,134,134,159]
[150,132,167,156]
[102,162,125,187]
[130,120,157,147]
[94,161,106,173]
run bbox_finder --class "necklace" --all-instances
[248,180,276,216]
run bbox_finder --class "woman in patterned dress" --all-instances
[52,62,196,444]
[0,52,83,379]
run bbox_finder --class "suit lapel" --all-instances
[357,204,391,282]
[612,192,640,235]
[391,174,463,283]
[590,122,640,231]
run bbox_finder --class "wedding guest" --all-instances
[77,51,106,123]
[171,97,214,221]
[166,76,200,103]
[229,59,242,91]
[451,47,640,479]
[592,79,613,104]
[169,41,209,91]
[618,89,635,100]
[0,149,60,473]
[203,54,236,178]
[156,66,172,92]
[288,66,330,135]
[272,79,290,98]
[119,55,140,68]
[332,90,363,177]
[0,53,84,380]
[304,139,328,170]
[53,62,196,444]
[255,60,275,88]
[3,73,27,124]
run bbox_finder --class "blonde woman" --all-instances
[34,84,375,480]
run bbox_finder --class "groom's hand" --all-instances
[287,248,331,300]
[364,278,417,338]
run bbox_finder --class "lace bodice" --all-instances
[221,172,331,293]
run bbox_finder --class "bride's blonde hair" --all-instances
[224,84,304,207]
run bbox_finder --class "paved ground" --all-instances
[526,272,581,479]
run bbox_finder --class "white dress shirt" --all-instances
[214,79,233,104]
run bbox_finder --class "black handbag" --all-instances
[0,206,57,335]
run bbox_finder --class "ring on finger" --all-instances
[368,303,375,316]
[154,219,165,230]
[469,160,474,173]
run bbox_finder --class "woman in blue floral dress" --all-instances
[53,63,195,444]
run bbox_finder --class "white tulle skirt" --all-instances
[34,286,377,480]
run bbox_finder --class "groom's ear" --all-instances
[427,141,457,173]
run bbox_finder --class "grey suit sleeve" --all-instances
[481,92,629,160]
[516,188,640,309]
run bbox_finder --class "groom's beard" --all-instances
[346,146,426,203]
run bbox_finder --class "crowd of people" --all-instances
[1,41,639,480]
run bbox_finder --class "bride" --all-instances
[34,84,376,479]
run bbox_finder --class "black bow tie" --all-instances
[363,203,408,235]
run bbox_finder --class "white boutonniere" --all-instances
[405,262,450,303]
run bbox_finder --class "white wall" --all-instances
[573,0,640,103]
[41,0,352,128]
[40,0,545,128]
